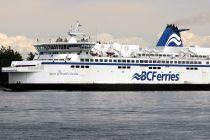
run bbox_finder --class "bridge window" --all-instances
[127,60,130,63]
[85,59,89,62]
[95,59,98,62]
[153,60,156,63]
[122,59,126,63]
[136,60,139,63]
[104,59,108,62]
[109,59,112,62]
[100,59,103,62]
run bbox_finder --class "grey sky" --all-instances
[0,0,210,46]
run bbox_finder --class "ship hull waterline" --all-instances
[3,83,210,91]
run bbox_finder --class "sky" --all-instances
[0,0,210,56]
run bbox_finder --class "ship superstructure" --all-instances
[3,22,210,90]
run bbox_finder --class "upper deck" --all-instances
[31,22,210,62]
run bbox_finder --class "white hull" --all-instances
[5,62,210,85]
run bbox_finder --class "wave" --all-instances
[132,73,142,80]
[166,33,182,46]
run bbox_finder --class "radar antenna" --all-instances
[68,21,84,37]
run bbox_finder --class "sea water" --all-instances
[0,90,210,139]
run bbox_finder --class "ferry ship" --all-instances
[3,22,210,91]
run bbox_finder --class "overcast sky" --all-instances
[0,0,210,55]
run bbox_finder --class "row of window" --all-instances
[118,66,131,69]
[36,44,92,51]
[141,54,172,57]
[35,58,71,61]
[70,65,90,69]
[186,67,198,70]
[69,65,197,71]
[140,53,208,59]
[149,67,161,70]
[81,58,204,65]
[191,55,207,58]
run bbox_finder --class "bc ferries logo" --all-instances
[156,24,189,47]
[132,71,179,81]
[165,33,182,46]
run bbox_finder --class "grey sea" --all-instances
[0,90,210,140]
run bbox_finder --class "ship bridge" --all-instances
[34,42,95,54]
[34,21,95,55]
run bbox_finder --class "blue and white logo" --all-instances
[156,24,189,47]
[132,71,179,81]
[165,33,182,46]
